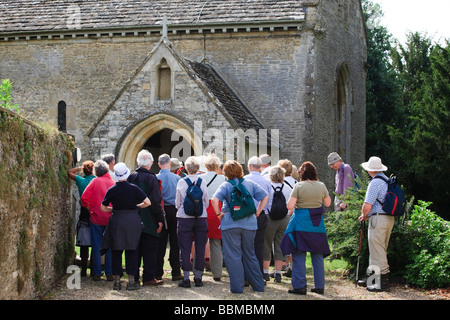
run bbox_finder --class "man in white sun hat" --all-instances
[357,156,394,292]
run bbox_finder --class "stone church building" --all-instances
[0,0,367,185]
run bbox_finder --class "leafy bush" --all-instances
[405,201,450,288]
[324,171,371,279]
[0,79,20,114]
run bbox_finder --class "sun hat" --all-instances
[361,156,388,172]
[170,158,183,171]
[114,162,131,181]
[327,152,342,165]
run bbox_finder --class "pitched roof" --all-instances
[87,38,266,137]
[185,60,264,131]
[0,0,305,33]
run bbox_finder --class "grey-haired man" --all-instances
[327,152,356,211]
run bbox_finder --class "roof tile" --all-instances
[0,0,304,32]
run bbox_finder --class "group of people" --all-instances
[68,150,395,294]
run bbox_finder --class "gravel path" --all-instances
[43,268,446,301]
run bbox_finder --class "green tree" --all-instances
[362,0,403,174]
[390,34,449,218]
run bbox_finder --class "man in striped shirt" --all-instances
[358,156,394,292]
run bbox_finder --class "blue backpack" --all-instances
[374,175,406,217]
[353,172,360,190]
[183,177,203,217]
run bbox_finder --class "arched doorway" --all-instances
[116,114,200,171]
[141,128,194,173]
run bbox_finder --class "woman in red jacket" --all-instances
[81,160,115,281]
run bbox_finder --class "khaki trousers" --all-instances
[367,214,395,275]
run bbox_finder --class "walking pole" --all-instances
[355,221,364,287]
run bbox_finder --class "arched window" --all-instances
[58,101,66,132]
[157,59,171,100]
[335,66,351,159]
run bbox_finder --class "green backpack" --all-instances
[226,178,256,221]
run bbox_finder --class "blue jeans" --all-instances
[222,228,265,293]
[291,251,325,289]
[90,223,112,276]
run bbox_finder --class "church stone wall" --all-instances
[310,0,367,183]
[0,39,152,149]
[0,32,311,164]
[178,34,310,164]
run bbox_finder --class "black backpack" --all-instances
[374,175,406,217]
[268,184,288,220]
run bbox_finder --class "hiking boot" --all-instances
[283,268,292,278]
[274,273,282,283]
[311,288,324,294]
[357,272,373,287]
[126,281,140,291]
[357,277,368,287]
[178,279,191,288]
[143,278,164,286]
[93,275,102,281]
[113,281,122,291]
[367,274,390,292]
[288,287,307,295]
[194,277,204,287]
[263,273,270,282]
[172,274,184,281]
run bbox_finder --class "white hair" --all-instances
[94,160,109,177]
[184,156,200,174]
[137,149,154,167]
[204,153,221,170]
[248,156,262,169]
[158,153,171,165]
[259,154,271,165]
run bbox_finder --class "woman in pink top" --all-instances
[81,160,115,280]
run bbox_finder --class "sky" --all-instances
[373,0,450,45]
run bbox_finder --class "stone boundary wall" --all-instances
[0,107,75,299]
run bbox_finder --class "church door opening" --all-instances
[141,128,194,174]
[116,114,201,173]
